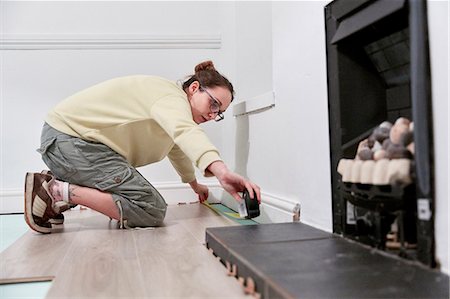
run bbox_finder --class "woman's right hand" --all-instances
[208,161,261,202]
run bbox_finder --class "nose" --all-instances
[206,112,216,121]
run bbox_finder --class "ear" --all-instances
[188,81,200,95]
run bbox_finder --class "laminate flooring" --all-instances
[0,204,250,298]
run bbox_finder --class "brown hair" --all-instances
[182,60,235,101]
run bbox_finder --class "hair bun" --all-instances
[195,60,216,73]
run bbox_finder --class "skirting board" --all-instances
[0,182,217,214]
[217,190,301,223]
[0,184,301,224]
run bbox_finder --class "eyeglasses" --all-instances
[200,87,225,122]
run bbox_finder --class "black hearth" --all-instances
[325,0,435,266]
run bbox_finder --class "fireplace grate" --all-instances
[340,181,415,212]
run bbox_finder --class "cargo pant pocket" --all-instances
[94,167,132,191]
[37,137,77,179]
[72,139,115,163]
[36,136,56,155]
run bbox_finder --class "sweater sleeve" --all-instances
[168,144,196,183]
[150,96,222,177]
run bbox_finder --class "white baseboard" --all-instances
[216,190,301,223]
[0,190,24,214]
[0,182,217,214]
[0,184,301,224]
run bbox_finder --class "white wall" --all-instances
[218,1,276,213]
[428,0,449,275]
[230,1,332,229]
[0,1,236,208]
[270,1,333,231]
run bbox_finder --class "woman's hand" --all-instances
[207,161,261,203]
[189,180,209,203]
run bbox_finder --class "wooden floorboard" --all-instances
[0,215,81,283]
[46,229,147,298]
[0,204,249,298]
[133,225,247,298]
[170,203,238,244]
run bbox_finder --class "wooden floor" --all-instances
[0,203,250,298]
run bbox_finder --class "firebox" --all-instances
[325,0,436,266]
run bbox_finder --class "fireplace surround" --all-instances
[325,0,435,266]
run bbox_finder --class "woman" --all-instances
[25,60,260,233]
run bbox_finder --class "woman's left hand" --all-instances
[189,180,209,203]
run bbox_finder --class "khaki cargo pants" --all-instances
[37,123,167,228]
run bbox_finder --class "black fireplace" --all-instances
[325,0,436,267]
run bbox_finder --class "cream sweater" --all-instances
[46,75,222,183]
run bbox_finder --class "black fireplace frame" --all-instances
[325,0,435,266]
